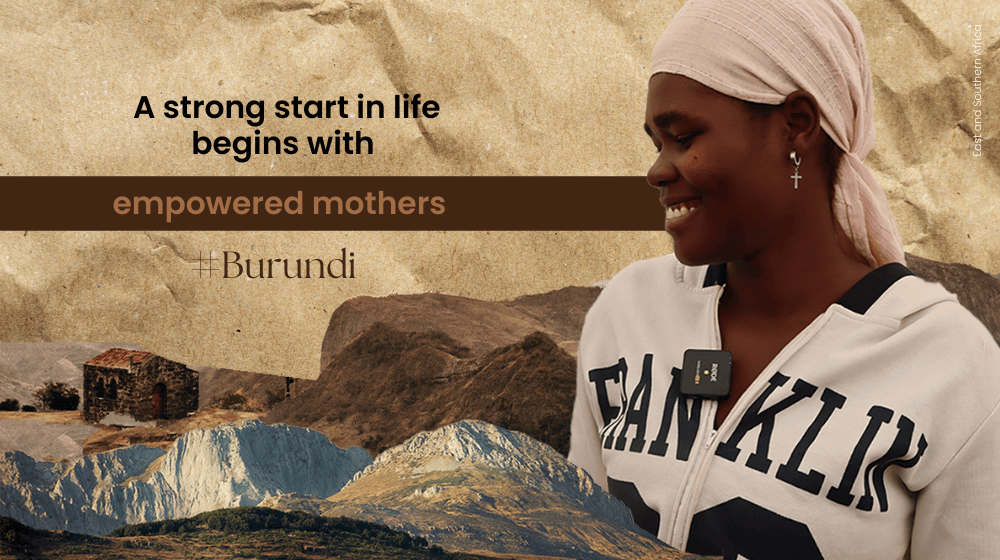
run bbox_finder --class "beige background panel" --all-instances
[0,0,997,376]
[0,231,669,378]
[856,0,999,267]
[1,0,654,175]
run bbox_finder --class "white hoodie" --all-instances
[569,254,1000,560]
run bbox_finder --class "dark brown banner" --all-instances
[3,177,664,231]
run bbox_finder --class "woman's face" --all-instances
[645,73,795,267]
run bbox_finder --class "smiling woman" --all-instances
[568,0,1000,559]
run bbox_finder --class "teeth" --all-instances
[667,204,694,220]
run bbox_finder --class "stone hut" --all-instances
[82,348,199,423]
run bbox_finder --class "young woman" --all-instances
[568,0,1000,558]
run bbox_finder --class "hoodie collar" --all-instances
[699,261,916,315]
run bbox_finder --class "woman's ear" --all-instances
[782,90,824,151]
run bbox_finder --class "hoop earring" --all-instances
[789,151,802,190]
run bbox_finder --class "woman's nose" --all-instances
[646,150,678,188]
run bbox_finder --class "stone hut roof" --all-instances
[85,348,155,369]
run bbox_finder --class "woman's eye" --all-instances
[676,133,696,147]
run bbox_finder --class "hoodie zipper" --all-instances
[666,287,835,548]
[664,284,725,545]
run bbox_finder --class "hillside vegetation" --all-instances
[2,507,499,560]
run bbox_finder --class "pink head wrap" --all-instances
[651,0,906,267]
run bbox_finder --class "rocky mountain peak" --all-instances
[372,419,561,473]
[1,420,371,536]
[348,420,632,528]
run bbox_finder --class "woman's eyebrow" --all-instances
[644,111,687,137]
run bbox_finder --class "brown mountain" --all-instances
[262,287,600,457]
[905,253,1000,343]
[265,325,575,456]
[201,286,601,416]
[320,287,602,368]
[197,366,288,411]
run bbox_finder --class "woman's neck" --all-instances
[721,222,874,322]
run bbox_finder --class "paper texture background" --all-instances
[1,0,996,377]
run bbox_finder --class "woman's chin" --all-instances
[676,254,710,267]
[670,240,725,268]
[672,247,709,267]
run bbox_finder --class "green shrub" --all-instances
[112,507,442,556]
[0,399,19,411]
[32,381,80,411]
[264,390,286,410]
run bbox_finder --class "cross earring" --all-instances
[789,151,802,190]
